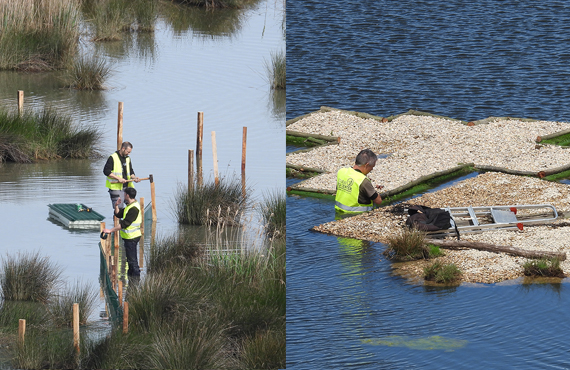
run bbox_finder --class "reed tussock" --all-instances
[523,257,565,278]
[0,0,80,70]
[65,56,113,90]
[48,281,98,327]
[174,177,250,225]
[257,188,286,239]
[0,251,62,303]
[383,228,430,261]
[0,107,101,162]
[265,49,285,90]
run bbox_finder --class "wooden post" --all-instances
[242,127,247,197]
[150,174,157,221]
[196,112,204,186]
[212,131,219,186]
[241,127,247,174]
[188,149,194,189]
[123,302,129,334]
[18,319,25,345]
[100,222,106,257]
[73,303,80,354]
[17,90,24,115]
[139,197,145,235]
[114,218,120,256]
[118,280,123,308]
[117,102,124,151]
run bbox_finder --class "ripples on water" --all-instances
[287,0,570,122]
[287,1,570,367]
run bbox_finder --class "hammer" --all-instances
[110,174,152,184]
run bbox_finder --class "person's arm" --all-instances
[360,179,382,207]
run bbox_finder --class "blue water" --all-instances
[286,1,570,368]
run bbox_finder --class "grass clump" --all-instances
[0,107,100,162]
[65,56,113,90]
[174,177,249,226]
[257,188,286,239]
[0,251,62,303]
[170,0,257,9]
[523,258,565,278]
[383,228,430,261]
[0,0,80,71]
[424,262,462,284]
[265,49,285,90]
[48,281,98,327]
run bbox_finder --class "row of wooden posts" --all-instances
[14,96,245,354]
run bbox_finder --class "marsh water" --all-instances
[287,1,570,369]
[0,0,284,331]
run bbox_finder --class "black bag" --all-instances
[405,205,451,231]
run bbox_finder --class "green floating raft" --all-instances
[48,203,106,229]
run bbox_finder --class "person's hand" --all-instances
[116,197,122,205]
[133,176,141,183]
[103,228,111,234]
[119,178,127,184]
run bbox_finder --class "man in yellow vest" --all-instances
[335,148,383,213]
[103,187,142,277]
[103,141,141,210]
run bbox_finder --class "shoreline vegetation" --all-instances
[0,191,285,369]
[0,107,101,163]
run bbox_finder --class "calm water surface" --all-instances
[0,0,284,326]
[287,1,570,368]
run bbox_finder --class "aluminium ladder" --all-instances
[427,204,558,238]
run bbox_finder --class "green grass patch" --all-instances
[64,55,113,90]
[174,176,250,226]
[0,251,62,303]
[424,262,462,284]
[545,168,570,182]
[0,107,101,162]
[286,134,327,147]
[383,228,430,261]
[523,258,565,278]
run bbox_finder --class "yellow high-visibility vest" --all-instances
[120,201,142,239]
[335,168,373,213]
[106,152,135,190]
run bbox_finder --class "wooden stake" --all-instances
[18,319,25,345]
[117,102,124,151]
[17,90,24,115]
[140,197,145,235]
[212,131,219,186]
[150,174,157,221]
[114,217,120,255]
[241,127,247,174]
[196,112,204,186]
[118,280,123,308]
[123,302,129,334]
[188,149,194,189]
[73,303,80,354]
[100,222,106,257]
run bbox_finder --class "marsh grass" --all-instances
[424,262,462,284]
[427,244,444,258]
[0,301,48,330]
[93,229,285,369]
[170,0,257,9]
[383,228,430,261]
[0,0,80,70]
[0,251,62,303]
[523,258,565,278]
[174,177,250,225]
[147,234,203,274]
[65,56,113,90]
[239,328,286,369]
[48,281,98,327]
[265,49,285,90]
[0,107,100,162]
[257,189,286,239]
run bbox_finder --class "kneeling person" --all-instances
[103,187,142,277]
[335,148,383,213]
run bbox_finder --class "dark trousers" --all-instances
[123,237,141,277]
